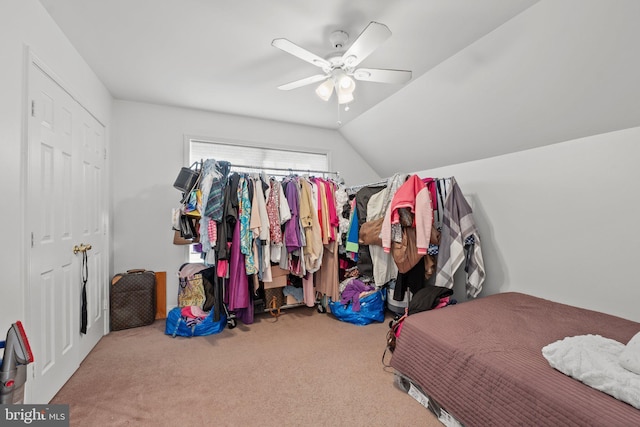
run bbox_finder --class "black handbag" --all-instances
[179,215,198,240]
[173,161,201,193]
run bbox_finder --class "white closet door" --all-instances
[75,106,107,362]
[25,58,108,403]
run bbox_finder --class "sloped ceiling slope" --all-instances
[37,1,640,177]
[37,1,536,137]
[341,0,640,177]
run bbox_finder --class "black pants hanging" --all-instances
[81,250,88,334]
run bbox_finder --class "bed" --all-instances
[390,292,640,426]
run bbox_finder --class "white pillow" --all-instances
[619,331,640,375]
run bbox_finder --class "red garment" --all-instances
[422,177,438,212]
[323,179,338,241]
[381,174,433,255]
[313,178,325,241]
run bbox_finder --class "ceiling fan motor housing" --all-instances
[329,30,349,49]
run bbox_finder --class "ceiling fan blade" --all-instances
[277,74,328,91]
[352,68,412,84]
[341,22,392,68]
[272,38,331,69]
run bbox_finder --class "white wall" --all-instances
[0,0,112,331]
[111,100,379,306]
[415,126,640,322]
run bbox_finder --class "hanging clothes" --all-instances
[421,177,438,213]
[227,219,253,323]
[180,159,352,323]
[435,177,485,297]
[299,178,323,273]
[266,178,291,264]
[321,179,339,242]
[302,274,316,308]
[366,173,409,286]
[393,247,428,301]
[366,190,397,286]
[315,239,340,302]
[216,172,240,264]
[315,178,330,244]
[334,183,350,243]
[204,160,231,221]
[198,159,217,256]
[380,174,433,256]
[344,199,359,259]
[237,176,257,276]
[355,185,385,279]
[283,177,303,253]
[433,178,450,229]
[251,175,272,282]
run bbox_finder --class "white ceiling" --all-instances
[38,0,640,177]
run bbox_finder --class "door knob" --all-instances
[73,243,92,254]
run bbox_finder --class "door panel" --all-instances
[77,110,106,360]
[27,64,80,403]
[26,60,108,403]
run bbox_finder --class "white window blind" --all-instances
[189,139,329,175]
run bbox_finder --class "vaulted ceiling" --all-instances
[39,0,640,176]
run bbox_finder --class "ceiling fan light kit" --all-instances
[272,21,412,107]
[315,78,334,101]
[337,90,354,105]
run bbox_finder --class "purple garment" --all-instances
[226,220,255,324]
[284,179,302,252]
[340,279,375,312]
[234,298,254,325]
[228,221,251,315]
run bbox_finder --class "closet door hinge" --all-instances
[31,100,35,117]
[103,148,107,160]
[31,232,34,248]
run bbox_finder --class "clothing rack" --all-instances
[349,174,453,192]
[229,162,340,178]
[348,179,387,193]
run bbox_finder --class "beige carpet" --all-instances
[51,307,440,426]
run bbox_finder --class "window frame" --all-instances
[183,135,332,176]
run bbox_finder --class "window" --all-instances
[189,138,329,176]
[186,137,330,262]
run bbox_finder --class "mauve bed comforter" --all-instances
[390,292,640,426]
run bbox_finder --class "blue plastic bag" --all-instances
[329,288,386,326]
[165,307,226,337]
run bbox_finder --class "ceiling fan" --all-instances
[272,21,412,105]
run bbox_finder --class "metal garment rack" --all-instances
[348,175,453,192]
[220,161,342,317]
[229,162,340,178]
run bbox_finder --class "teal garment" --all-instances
[345,204,359,258]
[203,159,230,221]
[237,176,257,275]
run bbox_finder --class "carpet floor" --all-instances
[51,307,440,426]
